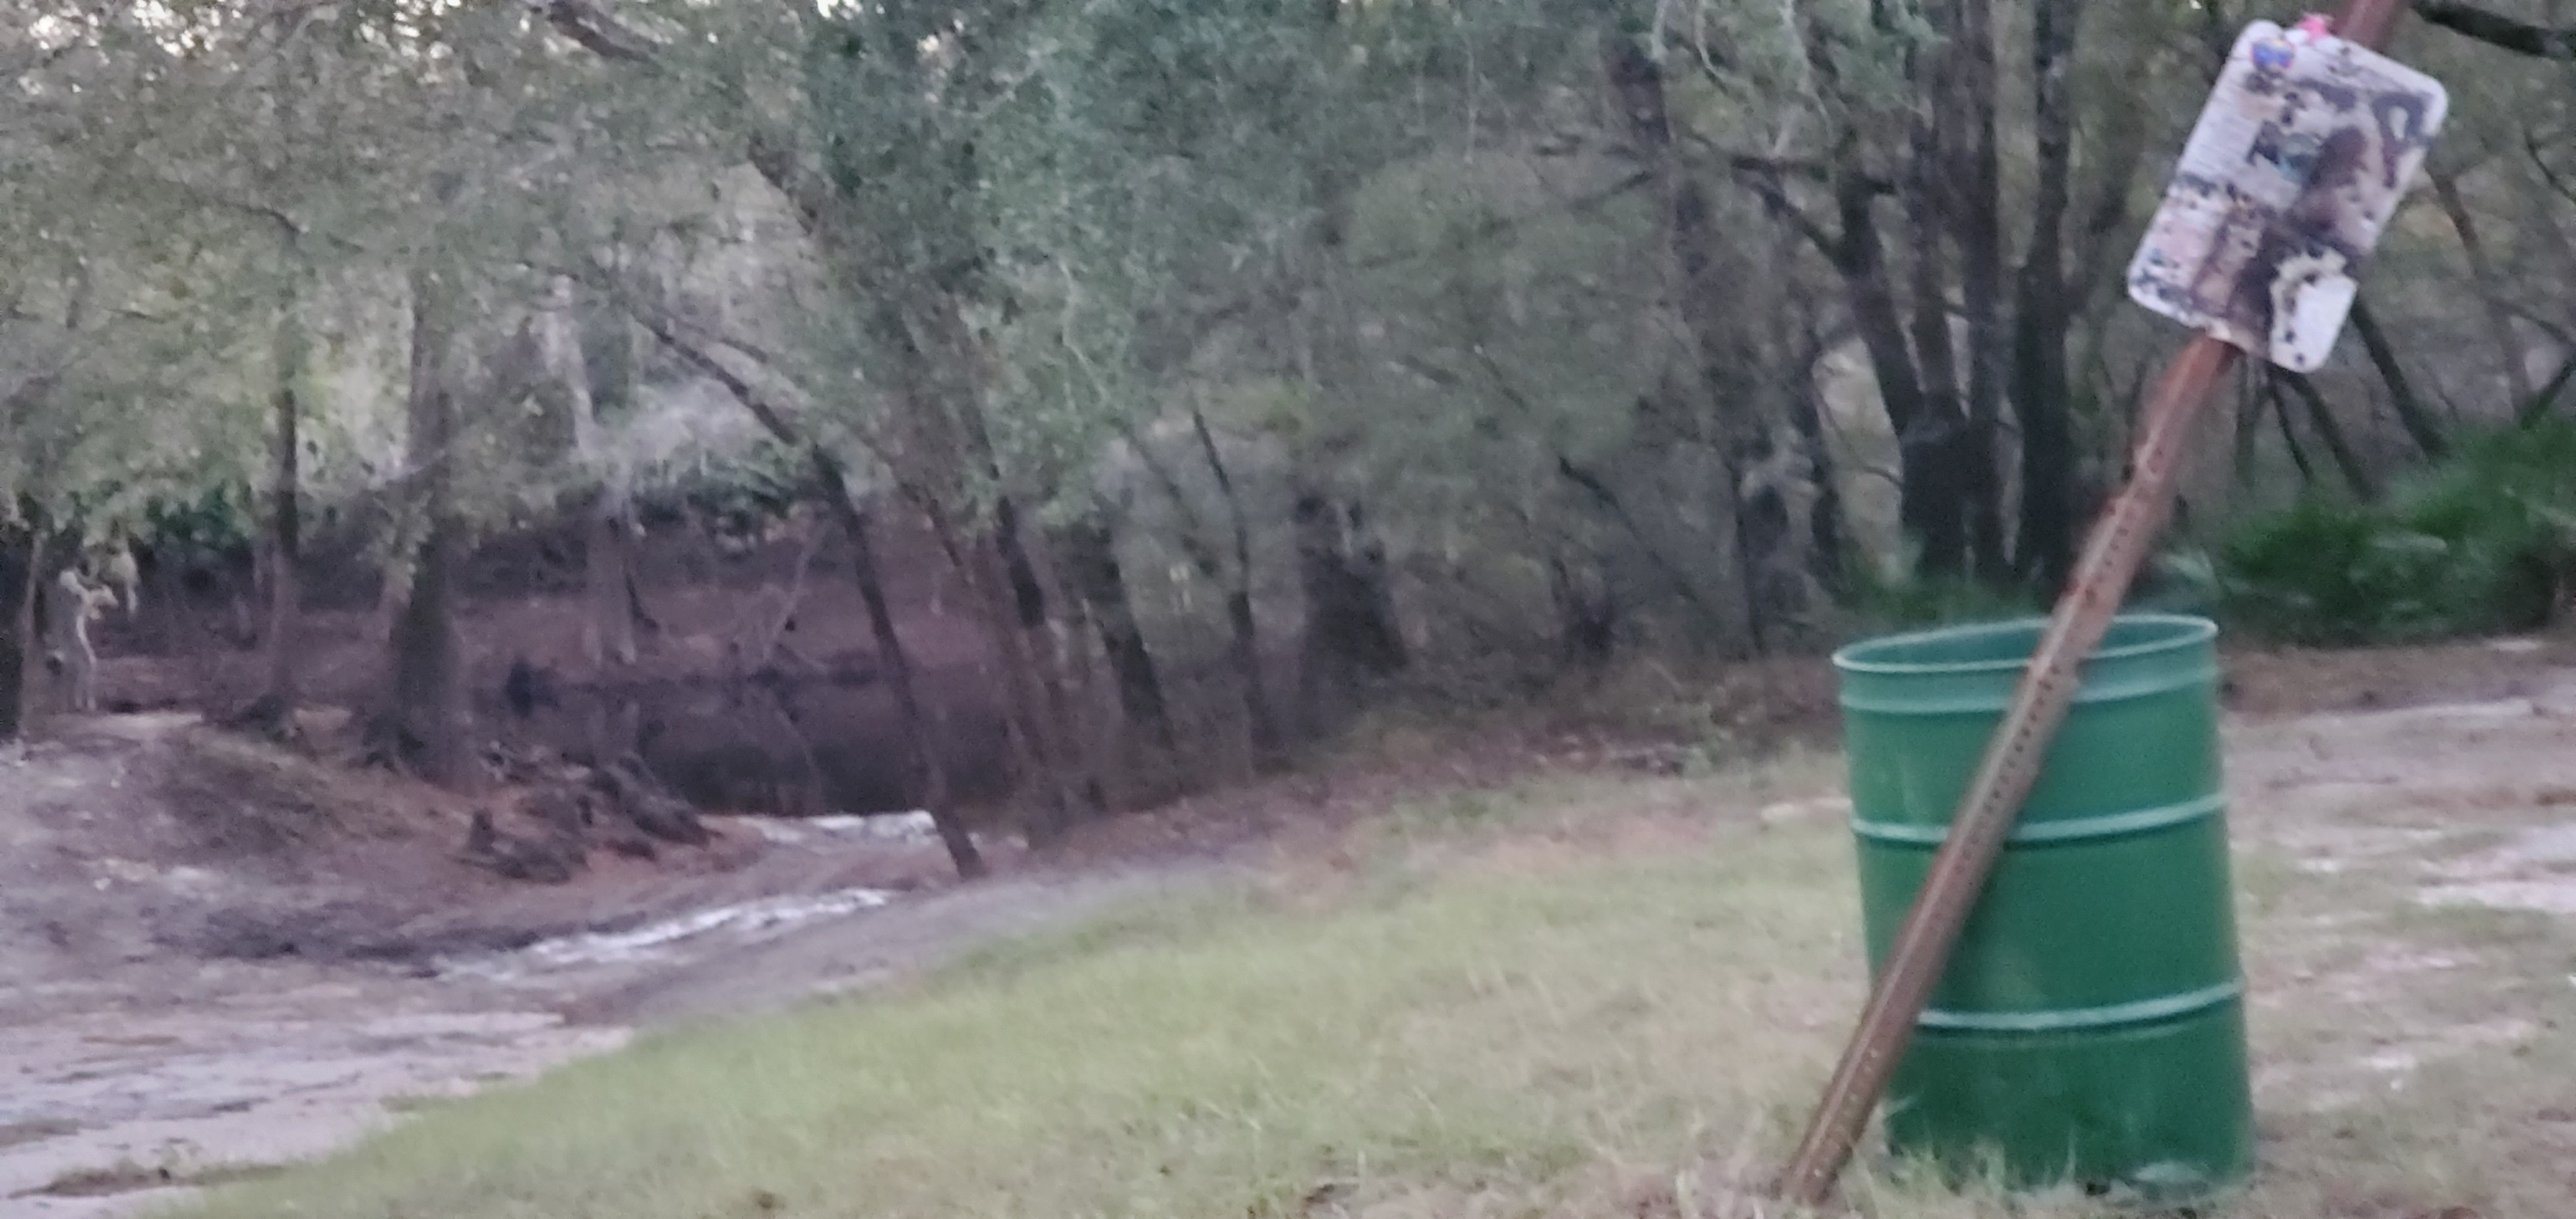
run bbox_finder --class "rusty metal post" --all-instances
[1774,1,2409,1203]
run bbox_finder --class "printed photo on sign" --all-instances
[2125,20,2446,372]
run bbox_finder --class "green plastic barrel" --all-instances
[1832,613,2251,1204]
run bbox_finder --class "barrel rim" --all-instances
[1830,612,2216,678]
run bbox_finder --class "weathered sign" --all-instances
[2126,20,2447,371]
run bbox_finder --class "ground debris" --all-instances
[15,1159,284,1200]
[460,745,711,884]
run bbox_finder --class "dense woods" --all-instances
[8,0,2576,868]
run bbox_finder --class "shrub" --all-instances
[2218,419,2576,645]
[1837,544,2217,643]
[1839,553,2037,638]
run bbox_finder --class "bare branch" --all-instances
[633,311,801,445]
[745,126,837,236]
[2527,126,2576,206]
[1729,162,1842,257]
[515,0,856,251]
[1119,422,1225,580]
[2416,0,2576,57]
[526,0,663,65]
[2520,353,2576,427]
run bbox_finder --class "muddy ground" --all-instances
[8,635,2576,1216]
[0,714,1232,1217]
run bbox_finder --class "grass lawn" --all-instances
[164,756,2576,1219]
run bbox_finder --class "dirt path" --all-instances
[2220,670,2576,1122]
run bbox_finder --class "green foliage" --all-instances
[2220,420,2576,645]
[1836,544,2216,643]
[134,487,262,560]
[1839,551,2039,636]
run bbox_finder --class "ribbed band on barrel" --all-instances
[1850,790,2239,1034]
[1848,791,2227,846]
[1913,978,2244,1033]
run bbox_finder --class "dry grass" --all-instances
[157,720,456,854]
[157,753,2573,1219]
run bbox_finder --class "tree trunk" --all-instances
[1786,371,1850,594]
[929,507,1081,841]
[2349,296,2449,461]
[1610,30,1844,648]
[910,291,1103,826]
[1951,0,2010,582]
[992,496,1050,631]
[575,293,647,669]
[1292,483,1408,734]
[265,315,304,702]
[1055,512,1173,749]
[1901,80,1968,571]
[378,268,470,788]
[810,456,984,880]
[1606,31,1782,647]
[1837,181,1968,576]
[242,280,307,734]
[1351,505,1404,664]
[1188,408,1287,768]
[992,494,1105,815]
[0,521,33,742]
[1549,552,1618,665]
[2009,0,2083,593]
[583,489,640,672]
[388,519,468,786]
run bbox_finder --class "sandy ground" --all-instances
[10,640,2576,1216]
[0,715,1233,1217]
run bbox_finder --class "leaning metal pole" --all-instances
[1773,3,2408,1203]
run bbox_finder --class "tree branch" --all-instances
[2520,353,2576,427]
[2349,295,2448,461]
[519,0,844,247]
[143,176,376,257]
[625,305,806,447]
[2274,371,2379,500]
[1551,450,1731,634]
[2416,0,2576,57]
[527,0,663,65]
[2527,126,2576,206]
[746,126,836,237]
[1729,162,1841,258]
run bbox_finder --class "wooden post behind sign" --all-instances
[1773,0,2408,1204]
